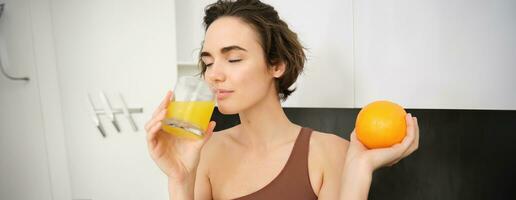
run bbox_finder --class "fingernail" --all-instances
[408,113,412,118]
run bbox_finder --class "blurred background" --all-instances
[0,0,515,199]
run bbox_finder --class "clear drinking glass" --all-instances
[162,76,215,139]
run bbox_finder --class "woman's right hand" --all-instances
[144,91,216,183]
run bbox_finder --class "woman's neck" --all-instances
[235,92,300,151]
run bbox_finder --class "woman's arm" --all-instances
[167,135,215,200]
[193,138,217,200]
[340,158,372,200]
[168,176,196,200]
[166,144,214,200]
[312,133,349,200]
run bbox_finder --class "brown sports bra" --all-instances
[232,127,318,200]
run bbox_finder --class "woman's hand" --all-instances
[340,114,419,200]
[345,113,420,173]
[144,91,216,183]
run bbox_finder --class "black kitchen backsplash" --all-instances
[211,107,516,200]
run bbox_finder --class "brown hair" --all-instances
[199,0,306,101]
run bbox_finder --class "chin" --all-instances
[216,102,240,115]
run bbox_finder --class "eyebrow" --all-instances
[200,45,247,57]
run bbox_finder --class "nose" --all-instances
[204,61,226,85]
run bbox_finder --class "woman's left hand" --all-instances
[345,113,420,172]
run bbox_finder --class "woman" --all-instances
[144,0,419,199]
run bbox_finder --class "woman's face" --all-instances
[202,17,281,114]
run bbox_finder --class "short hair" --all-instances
[200,0,306,101]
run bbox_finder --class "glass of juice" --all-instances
[162,76,215,139]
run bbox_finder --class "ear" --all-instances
[270,60,286,78]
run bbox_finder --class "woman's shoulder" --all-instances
[309,130,350,152]
[201,126,351,162]
[308,130,350,167]
[203,127,349,151]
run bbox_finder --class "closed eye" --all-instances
[229,59,242,63]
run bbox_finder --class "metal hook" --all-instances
[0,3,30,82]
[87,93,143,138]
[0,3,4,18]
[100,92,121,133]
[88,94,107,138]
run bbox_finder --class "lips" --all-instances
[215,89,234,100]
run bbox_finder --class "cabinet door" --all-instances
[50,0,177,199]
[354,0,516,109]
[0,0,53,199]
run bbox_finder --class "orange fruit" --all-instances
[355,100,407,149]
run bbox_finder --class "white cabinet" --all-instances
[175,0,211,65]
[174,0,212,77]
[354,0,516,110]
[50,0,177,199]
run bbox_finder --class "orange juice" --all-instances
[162,101,215,139]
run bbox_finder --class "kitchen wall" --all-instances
[353,0,516,109]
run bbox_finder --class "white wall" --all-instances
[268,0,355,108]
[28,0,73,199]
[0,0,70,199]
[49,0,177,199]
[354,0,516,110]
